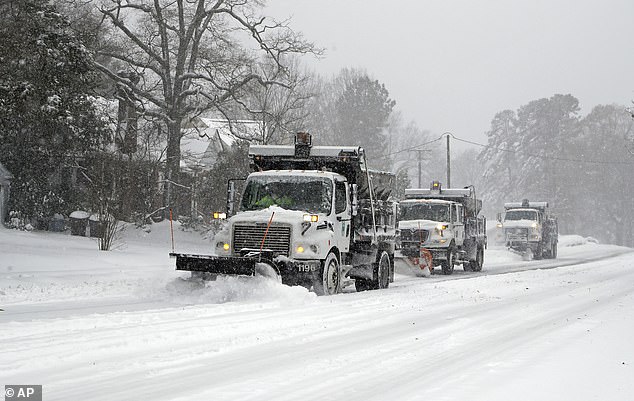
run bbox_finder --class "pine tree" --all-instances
[0,0,110,221]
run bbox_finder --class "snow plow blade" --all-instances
[394,248,433,277]
[170,253,256,276]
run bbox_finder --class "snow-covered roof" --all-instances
[400,198,454,205]
[180,118,263,172]
[248,170,342,180]
[504,202,549,210]
[405,188,472,199]
[249,145,362,158]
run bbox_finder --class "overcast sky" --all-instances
[265,0,634,145]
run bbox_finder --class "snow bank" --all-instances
[163,275,316,306]
[0,221,315,308]
[559,235,601,247]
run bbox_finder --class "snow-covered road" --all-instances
[1,224,633,401]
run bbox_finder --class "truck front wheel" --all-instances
[313,252,341,296]
[534,243,543,260]
[467,246,484,272]
[441,246,455,275]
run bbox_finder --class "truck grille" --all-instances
[400,229,429,244]
[232,223,291,256]
[505,227,528,241]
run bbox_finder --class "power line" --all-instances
[447,133,634,166]
[379,134,445,159]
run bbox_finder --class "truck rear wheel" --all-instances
[313,252,340,296]
[375,251,391,289]
[355,251,390,291]
[472,246,484,272]
[441,247,455,275]
[466,246,483,272]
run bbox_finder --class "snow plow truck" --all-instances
[499,199,558,260]
[395,181,487,276]
[170,133,397,295]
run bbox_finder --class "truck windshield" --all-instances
[241,175,333,214]
[505,210,537,221]
[400,203,449,222]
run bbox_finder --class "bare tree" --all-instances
[242,56,318,145]
[94,0,318,214]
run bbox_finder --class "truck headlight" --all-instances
[303,214,319,222]
[531,222,538,228]
[216,241,230,252]
[435,224,448,236]
[295,244,319,254]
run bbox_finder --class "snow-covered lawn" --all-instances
[1,223,633,400]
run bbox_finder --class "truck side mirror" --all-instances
[496,212,502,222]
[351,184,358,216]
[226,180,236,217]
[226,178,245,217]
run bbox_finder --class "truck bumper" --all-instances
[506,240,538,251]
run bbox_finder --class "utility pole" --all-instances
[446,133,451,187]
[417,150,422,188]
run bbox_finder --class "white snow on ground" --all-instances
[1,223,633,401]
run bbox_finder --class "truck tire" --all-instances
[313,252,340,296]
[441,246,455,275]
[534,243,543,260]
[469,246,484,272]
[375,251,391,289]
[355,251,391,291]
[354,279,371,292]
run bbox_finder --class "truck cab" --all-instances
[212,170,353,284]
[501,200,558,260]
[396,181,486,275]
[399,199,464,254]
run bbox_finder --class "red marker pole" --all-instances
[259,211,276,261]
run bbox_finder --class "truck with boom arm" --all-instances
[170,133,397,295]
[396,181,487,275]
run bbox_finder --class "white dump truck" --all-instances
[396,181,487,275]
[500,200,558,260]
[170,133,397,295]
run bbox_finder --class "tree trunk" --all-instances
[165,119,182,217]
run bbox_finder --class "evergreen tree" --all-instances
[479,109,519,214]
[0,0,110,221]
[334,74,396,169]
